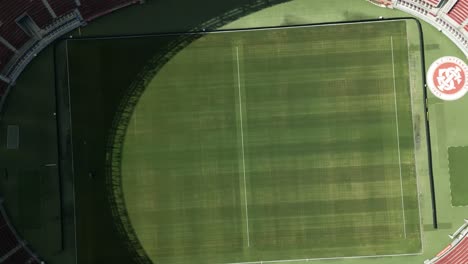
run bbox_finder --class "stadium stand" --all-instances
[0,199,42,264]
[0,79,9,101]
[426,0,442,7]
[48,0,79,17]
[0,45,14,68]
[18,0,54,29]
[77,0,142,21]
[0,24,29,51]
[447,0,468,24]
[0,0,144,112]
[392,0,468,57]
[2,247,41,264]
[425,220,468,264]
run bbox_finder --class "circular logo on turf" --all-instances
[427,56,468,101]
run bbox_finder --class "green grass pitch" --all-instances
[120,20,421,263]
[448,147,468,206]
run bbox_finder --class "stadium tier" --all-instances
[425,0,442,7]
[17,0,54,29]
[48,0,78,18]
[0,24,29,51]
[0,201,42,264]
[78,0,142,21]
[447,0,468,24]
[0,226,19,257]
[2,248,41,264]
[0,0,143,109]
[433,237,468,263]
[0,45,14,68]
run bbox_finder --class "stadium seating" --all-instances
[434,237,468,263]
[447,0,468,24]
[0,0,143,107]
[0,225,19,257]
[0,45,14,68]
[0,24,29,51]
[48,0,78,17]
[0,0,54,48]
[2,247,41,264]
[78,0,141,21]
[19,0,55,29]
[0,201,42,264]
[425,0,442,7]
[0,80,9,104]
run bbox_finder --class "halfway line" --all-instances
[236,46,250,247]
[390,36,407,239]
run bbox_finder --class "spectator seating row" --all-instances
[425,220,468,264]
[396,0,431,16]
[425,0,442,7]
[0,44,14,68]
[433,237,468,263]
[17,0,54,29]
[409,0,437,9]
[0,1,52,49]
[447,0,468,24]
[0,24,29,52]
[0,79,8,97]
[0,224,19,258]
[48,0,78,18]
[435,18,468,46]
[0,201,42,264]
[0,0,142,104]
[3,247,41,264]
[394,0,468,57]
[78,0,142,21]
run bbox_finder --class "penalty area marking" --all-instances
[223,252,421,264]
[390,36,407,239]
[236,46,251,248]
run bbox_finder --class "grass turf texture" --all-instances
[448,147,468,207]
[120,20,421,263]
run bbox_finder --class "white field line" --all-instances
[65,40,79,264]
[223,252,422,264]
[406,33,425,251]
[236,46,250,248]
[391,36,407,239]
[76,20,407,41]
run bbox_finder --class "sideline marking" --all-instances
[72,19,405,41]
[65,40,79,264]
[391,36,407,239]
[223,252,421,264]
[236,46,250,248]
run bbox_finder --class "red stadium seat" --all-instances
[2,247,41,264]
[78,0,141,21]
[48,0,78,17]
[434,237,468,264]
[448,0,468,25]
[0,203,43,264]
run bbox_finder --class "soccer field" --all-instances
[119,20,421,264]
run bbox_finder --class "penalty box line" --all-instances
[222,252,422,264]
[391,36,407,239]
